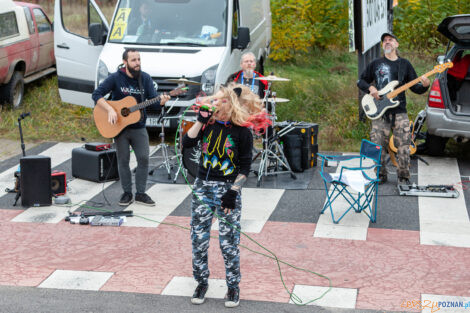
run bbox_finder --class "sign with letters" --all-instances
[361,0,388,52]
[109,8,131,40]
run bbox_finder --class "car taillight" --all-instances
[428,79,445,109]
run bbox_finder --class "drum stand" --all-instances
[256,87,296,187]
[171,114,190,183]
[148,104,181,181]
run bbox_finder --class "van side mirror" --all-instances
[436,55,445,64]
[233,27,250,50]
[89,23,106,45]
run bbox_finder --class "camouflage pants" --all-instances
[370,113,411,179]
[190,178,242,288]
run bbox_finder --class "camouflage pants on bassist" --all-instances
[370,113,411,180]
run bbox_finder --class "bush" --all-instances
[392,0,470,52]
[270,0,348,61]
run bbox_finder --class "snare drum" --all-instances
[180,118,196,137]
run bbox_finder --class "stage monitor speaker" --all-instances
[51,171,67,196]
[20,155,52,207]
[72,147,119,182]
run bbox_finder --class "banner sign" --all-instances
[361,0,388,52]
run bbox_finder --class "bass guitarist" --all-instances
[92,48,170,206]
[357,33,430,185]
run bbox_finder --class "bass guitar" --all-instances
[94,87,185,138]
[361,62,453,120]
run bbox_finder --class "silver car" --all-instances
[424,14,470,156]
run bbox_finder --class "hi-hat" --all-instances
[266,97,290,103]
[255,75,290,82]
[165,77,201,85]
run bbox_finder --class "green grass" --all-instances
[0,75,102,143]
[0,48,468,158]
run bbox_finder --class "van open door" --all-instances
[54,0,109,107]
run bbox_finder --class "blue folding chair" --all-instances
[318,139,382,224]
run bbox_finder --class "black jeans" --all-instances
[114,127,149,194]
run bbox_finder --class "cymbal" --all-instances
[255,75,290,82]
[265,97,290,103]
[165,77,201,85]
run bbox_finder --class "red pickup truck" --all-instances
[0,0,55,109]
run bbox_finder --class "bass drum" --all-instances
[178,117,200,178]
[182,145,200,178]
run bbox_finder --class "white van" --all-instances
[54,0,271,129]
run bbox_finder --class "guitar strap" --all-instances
[137,74,145,122]
[398,57,405,86]
[386,58,405,126]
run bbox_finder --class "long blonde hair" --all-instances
[194,83,270,133]
[196,83,270,133]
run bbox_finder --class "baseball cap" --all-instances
[381,32,398,42]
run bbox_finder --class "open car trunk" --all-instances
[446,49,470,115]
[455,76,470,114]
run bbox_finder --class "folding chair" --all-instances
[318,139,382,224]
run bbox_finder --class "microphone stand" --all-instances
[11,112,30,205]
[148,98,182,181]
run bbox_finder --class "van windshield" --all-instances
[108,0,227,46]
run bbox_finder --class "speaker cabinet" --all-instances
[51,171,67,195]
[72,147,119,182]
[20,155,52,207]
[279,123,319,169]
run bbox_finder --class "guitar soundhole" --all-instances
[121,108,130,117]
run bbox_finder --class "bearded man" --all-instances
[92,49,170,206]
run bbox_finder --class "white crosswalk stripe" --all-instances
[418,157,470,248]
[212,187,284,233]
[124,183,191,227]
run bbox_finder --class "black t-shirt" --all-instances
[357,57,429,114]
[182,121,253,183]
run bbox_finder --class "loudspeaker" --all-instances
[283,135,304,172]
[279,122,319,169]
[20,155,52,207]
[51,171,67,196]
[72,147,119,182]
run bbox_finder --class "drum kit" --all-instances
[252,74,298,186]
[149,75,298,185]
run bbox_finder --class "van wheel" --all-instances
[425,132,448,156]
[2,71,24,109]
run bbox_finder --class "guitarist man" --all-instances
[92,49,170,206]
[357,33,430,185]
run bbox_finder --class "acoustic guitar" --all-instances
[361,62,453,120]
[94,87,185,138]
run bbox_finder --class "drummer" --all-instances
[229,52,268,100]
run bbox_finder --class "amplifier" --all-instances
[72,147,119,182]
[85,142,111,151]
[51,171,67,196]
[279,122,319,169]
